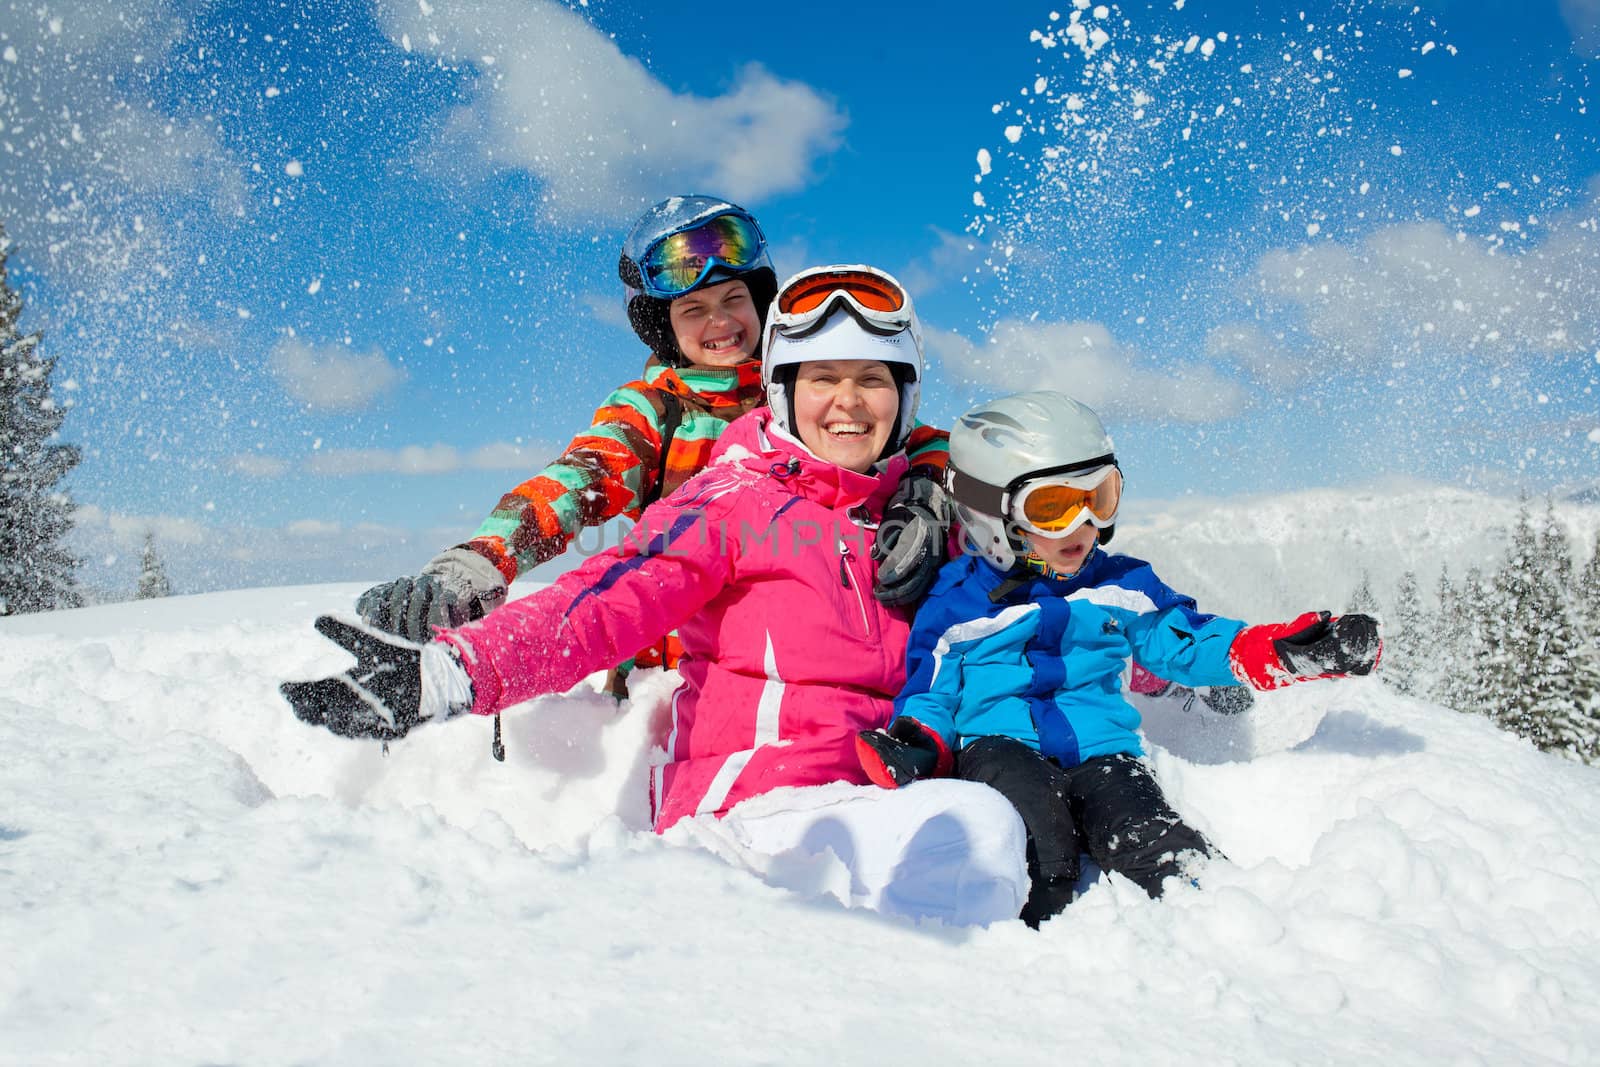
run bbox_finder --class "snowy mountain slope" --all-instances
[1118,483,1600,620]
[3,550,1599,1063]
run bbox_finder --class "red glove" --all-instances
[855,716,954,789]
[1229,611,1383,691]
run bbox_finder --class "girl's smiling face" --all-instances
[667,279,761,367]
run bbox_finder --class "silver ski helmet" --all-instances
[762,265,923,457]
[617,195,777,366]
[947,390,1120,569]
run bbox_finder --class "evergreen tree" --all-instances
[0,222,81,615]
[1532,514,1592,761]
[1430,566,1463,708]
[1440,566,1494,717]
[136,532,172,600]
[1387,570,1425,696]
[1349,570,1379,614]
[1578,532,1600,651]
[1537,499,1574,590]
[1486,500,1582,754]
[1567,531,1600,760]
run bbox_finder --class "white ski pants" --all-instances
[668,779,1030,927]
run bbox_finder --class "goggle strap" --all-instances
[618,251,643,292]
[947,468,1009,518]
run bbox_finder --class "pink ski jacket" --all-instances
[435,408,915,831]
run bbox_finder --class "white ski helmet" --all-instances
[947,390,1120,569]
[762,265,924,456]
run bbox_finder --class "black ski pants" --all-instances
[957,736,1218,926]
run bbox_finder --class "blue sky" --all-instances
[1,0,1597,594]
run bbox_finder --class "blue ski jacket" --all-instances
[894,549,1247,767]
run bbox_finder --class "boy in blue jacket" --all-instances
[856,391,1382,926]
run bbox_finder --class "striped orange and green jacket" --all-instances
[464,354,950,586]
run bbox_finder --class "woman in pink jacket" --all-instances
[282,266,1029,926]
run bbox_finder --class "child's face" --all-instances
[668,279,761,367]
[1022,522,1099,576]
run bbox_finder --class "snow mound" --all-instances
[3,586,1599,1064]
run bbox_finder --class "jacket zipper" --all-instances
[837,537,872,636]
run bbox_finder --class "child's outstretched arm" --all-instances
[1229,611,1383,690]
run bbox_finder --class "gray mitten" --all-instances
[356,547,508,641]
[1142,679,1256,716]
[871,469,954,607]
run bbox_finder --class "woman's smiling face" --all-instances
[791,359,898,473]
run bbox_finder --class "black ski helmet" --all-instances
[617,195,777,366]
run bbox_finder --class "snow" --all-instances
[4,543,1600,1063]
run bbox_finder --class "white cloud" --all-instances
[895,229,991,297]
[73,505,208,547]
[0,1,246,282]
[269,338,407,411]
[229,454,292,478]
[1246,206,1600,365]
[1559,0,1600,56]
[307,445,461,477]
[222,440,556,479]
[68,506,440,594]
[304,441,549,477]
[582,291,632,333]
[374,0,846,220]
[462,441,549,471]
[1204,323,1306,389]
[286,519,343,538]
[926,319,1249,423]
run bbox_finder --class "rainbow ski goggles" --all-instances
[770,266,915,339]
[632,211,767,299]
[949,459,1122,539]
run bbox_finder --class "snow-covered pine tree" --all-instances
[1531,509,1593,760]
[1480,507,1539,734]
[1487,500,1580,754]
[1453,566,1495,717]
[0,222,81,615]
[1577,531,1600,657]
[1387,570,1425,695]
[1430,566,1464,709]
[1565,530,1600,761]
[1349,570,1379,614]
[136,532,172,600]
[1538,499,1574,589]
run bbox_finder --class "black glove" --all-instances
[281,616,428,741]
[356,547,508,642]
[871,469,953,607]
[1276,612,1382,679]
[855,716,948,788]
